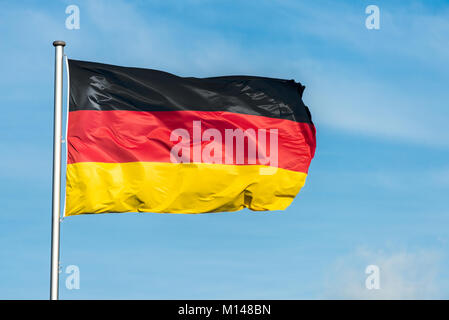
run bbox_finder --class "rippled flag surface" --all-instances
[65,59,316,216]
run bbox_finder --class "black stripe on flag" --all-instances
[68,59,312,123]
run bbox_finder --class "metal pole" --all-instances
[50,40,65,300]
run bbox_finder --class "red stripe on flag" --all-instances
[67,110,315,173]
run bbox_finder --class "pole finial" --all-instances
[53,40,66,47]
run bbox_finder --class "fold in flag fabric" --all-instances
[65,59,316,216]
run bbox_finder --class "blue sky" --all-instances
[1,0,449,299]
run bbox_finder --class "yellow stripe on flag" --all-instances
[65,162,307,216]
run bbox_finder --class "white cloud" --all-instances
[314,167,449,192]
[324,248,443,299]
[2,0,449,147]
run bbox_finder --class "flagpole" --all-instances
[50,40,65,300]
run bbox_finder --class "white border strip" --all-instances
[62,55,70,219]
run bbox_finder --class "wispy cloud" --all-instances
[1,0,449,160]
[315,167,449,192]
[323,247,443,299]
[73,1,449,147]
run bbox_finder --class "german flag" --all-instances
[65,59,316,216]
